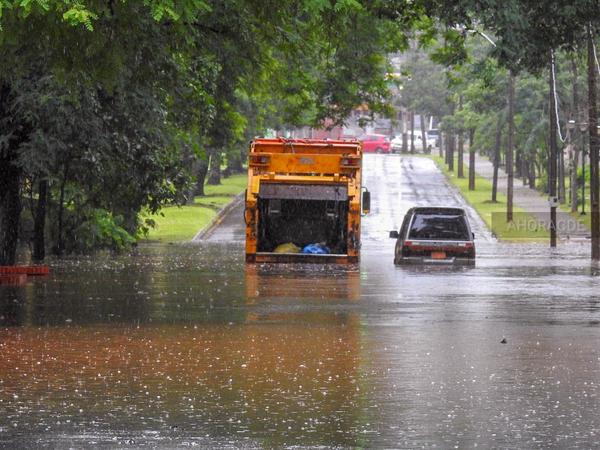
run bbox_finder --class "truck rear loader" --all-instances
[245,138,370,263]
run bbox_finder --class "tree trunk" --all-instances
[0,154,22,265]
[410,111,415,154]
[195,158,209,197]
[54,163,70,256]
[492,114,503,203]
[226,149,244,175]
[32,178,48,261]
[458,131,464,178]
[507,71,515,223]
[468,128,476,190]
[444,133,450,163]
[588,28,600,259]
[420,115,428,154]
[438,132,443,158]
[529,157,536,189]
[448,134,455,172]
[549,53,559,247]
[402,111,408,154]
[207,149,222,185]
[571,146,580,212]
[457,96,464,178]
[0,83,24,265]
[521,150,528,186]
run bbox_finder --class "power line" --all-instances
[551,50,566,144]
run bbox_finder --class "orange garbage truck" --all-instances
[244,138,370,263]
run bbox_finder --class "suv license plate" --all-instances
[431,251,446,260]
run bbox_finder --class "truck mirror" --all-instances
[362,190,371,215]
[389,230,399,239]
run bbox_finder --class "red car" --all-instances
[358,134,391,153]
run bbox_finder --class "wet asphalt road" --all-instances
[2,154,600,448]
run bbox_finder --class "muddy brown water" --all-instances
[2,156,600,448]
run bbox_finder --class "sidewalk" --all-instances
[466,153,589,240]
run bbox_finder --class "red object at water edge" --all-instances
[0,265,50,276]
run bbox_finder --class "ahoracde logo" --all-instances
[491,212,588,238]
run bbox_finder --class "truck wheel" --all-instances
[376,147,383,154]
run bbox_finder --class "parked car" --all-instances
[389,206,475,264]
[427,129,440,148]
[390,135,403,153]
[390,132,435,153]
[358,134,391,153]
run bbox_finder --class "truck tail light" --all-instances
[250,154,270,166]
[341,157,360,168]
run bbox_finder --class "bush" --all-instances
[71,209,135,253]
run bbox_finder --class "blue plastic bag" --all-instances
[302,243,330,254]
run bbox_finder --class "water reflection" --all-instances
[0,319,365,447]
[2,239,600,447]
[0,246,371,448]
[245,264,360,301]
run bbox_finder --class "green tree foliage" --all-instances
[0,0,423,262]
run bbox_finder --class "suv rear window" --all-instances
[408,213,470,240]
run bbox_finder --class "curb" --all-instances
[192,191,245,241]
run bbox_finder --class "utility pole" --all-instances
[588,27,600,260]
[549,52,558,247]
[507,71,515,222]
[570,57,580,214]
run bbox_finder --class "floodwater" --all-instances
[2,155,600,448]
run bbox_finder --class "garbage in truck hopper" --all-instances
[301,243,331,254]
[274,242,301,253]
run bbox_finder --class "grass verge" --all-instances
[565,188,591,230]
[425,155,549,241]
[143,174,247,242]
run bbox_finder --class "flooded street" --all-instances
[2,155,600,448]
